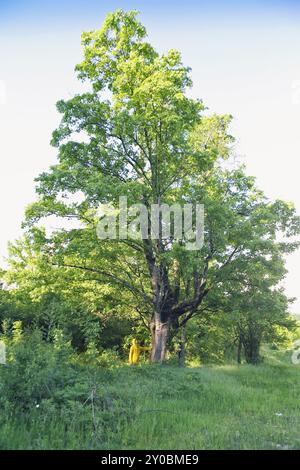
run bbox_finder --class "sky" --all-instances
[1,0,300,310]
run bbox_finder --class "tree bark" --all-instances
[243,337,261,364]
[178,323,186,367]
[237,337,242,364]
[150,320,170,363]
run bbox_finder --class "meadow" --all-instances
[0,340,299,450]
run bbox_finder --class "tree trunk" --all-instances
[243,337,261,364]
[237,337,242,364]
[150,320,170,363]
[178,323,186,367]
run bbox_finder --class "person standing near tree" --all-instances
[129,339,151,365]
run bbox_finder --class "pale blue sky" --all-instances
[1,0,300,310]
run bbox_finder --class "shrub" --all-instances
[0,329,78,409]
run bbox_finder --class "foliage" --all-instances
[1,9,299,365]
[0,328,75,409]
[5,9,296,363]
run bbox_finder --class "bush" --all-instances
[0,328,136,449]
[78,342,122,368]
[0,329,79,409]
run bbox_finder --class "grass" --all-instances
[1,348,300,450]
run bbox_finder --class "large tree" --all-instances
[24,10,300,362]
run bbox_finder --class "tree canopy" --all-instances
[1,10,299,364]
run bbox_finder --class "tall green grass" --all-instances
[1,348,300,450]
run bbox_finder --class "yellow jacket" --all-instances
[129,339,151,365]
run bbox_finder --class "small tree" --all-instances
[209,288,297,365]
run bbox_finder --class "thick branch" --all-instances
[52,262,152,304]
